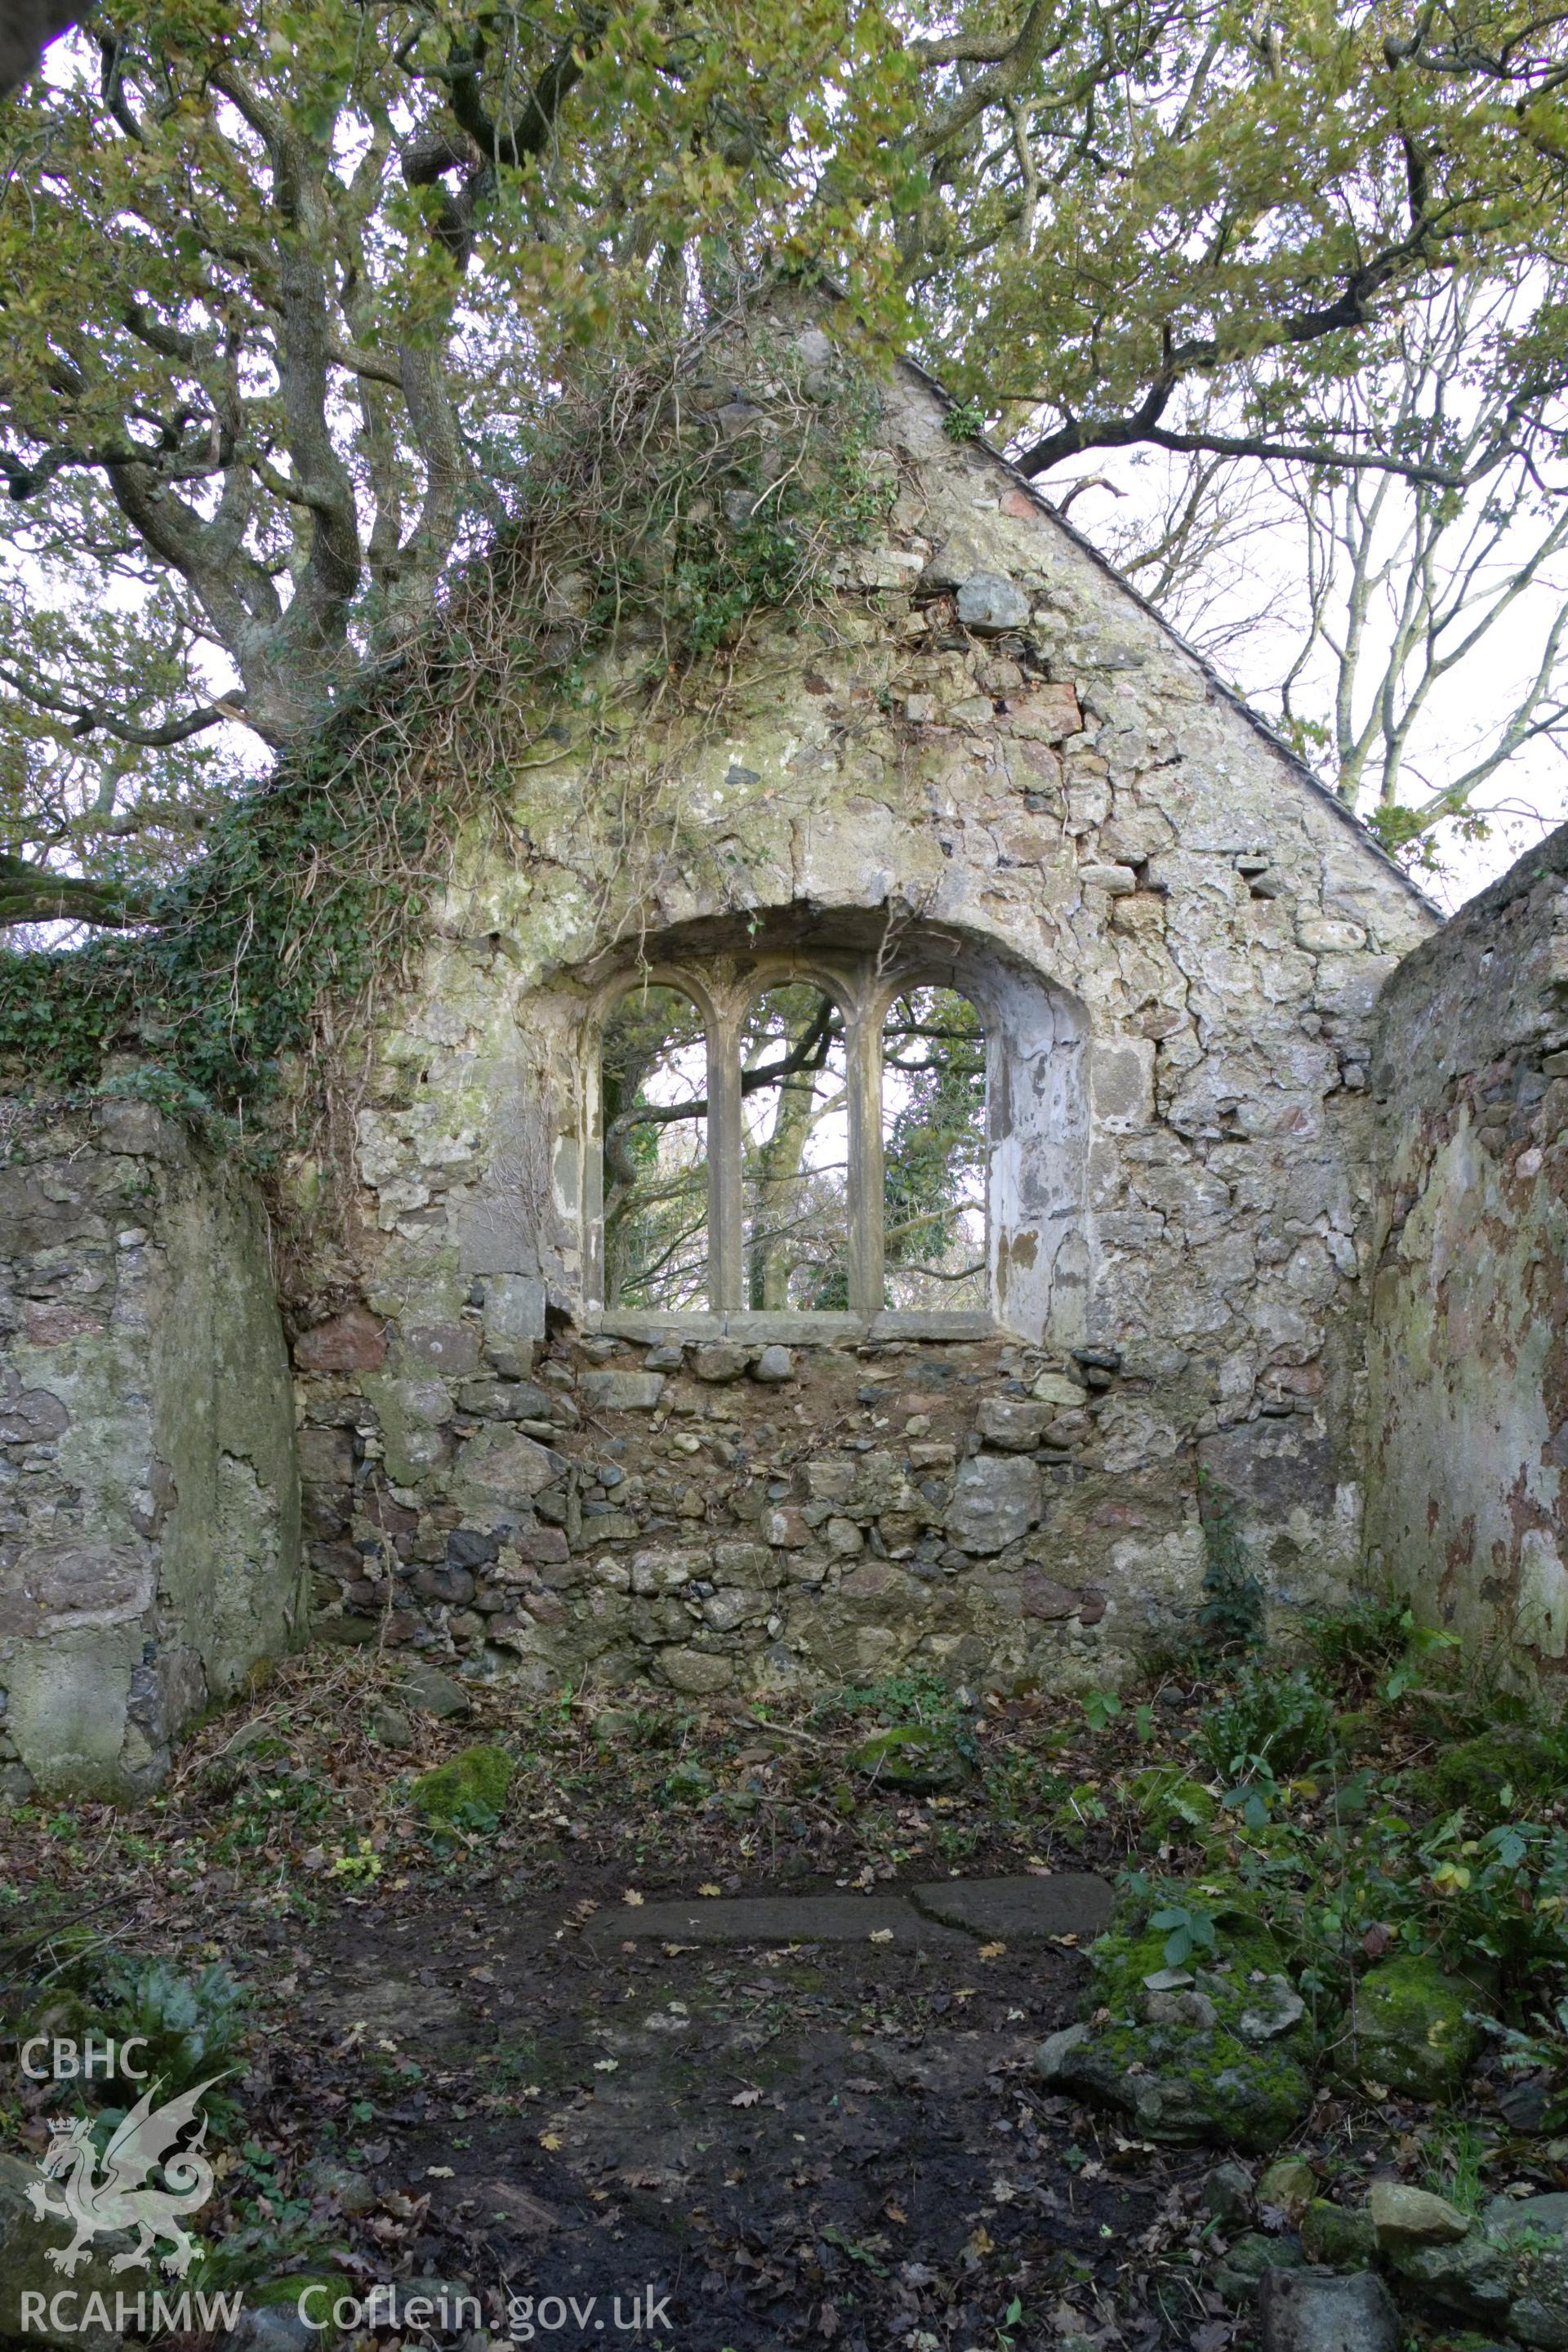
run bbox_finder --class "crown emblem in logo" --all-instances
[26,2080,217,2278]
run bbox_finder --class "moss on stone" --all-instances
[1346,1952,1486,2100]
[1087,2012,1312,2153]
[1092,1916,1277,2005]
[850,1723,975,1793]
[1300,2199,1376,2266]
[1038,1904,1317,2153]
[410,1743,514,1824]
[250,2276,343,2313]
[1211,2231,1306,2305]
[1415,1730,1566,1818]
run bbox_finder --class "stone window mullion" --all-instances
[706,998,745,1313]
[845,993,884,1318]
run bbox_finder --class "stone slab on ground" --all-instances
[1258,2268,1399,2352]
[328,1974,470,2048]
[910,1873,1115,1940]
[399,1660,473,1718]
[583,1894,973,1948]
[583,1874,1114,1949]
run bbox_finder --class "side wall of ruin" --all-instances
[0,1100,302,1796]
[1367,825,1568,1671]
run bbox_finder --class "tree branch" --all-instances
[0,852,150,931]
[0,662,244,746]
[323,336,404,389]
[1020,412,1523,488]
[446,12,608,173]
[915,0,1058,160]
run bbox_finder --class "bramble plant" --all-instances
[1149,1900,1219,1968]
[98,1957,249,2101]
[1305,1592,1413,1685]
[1196,1664,1333,1784]
[1381,1615,1463,1703]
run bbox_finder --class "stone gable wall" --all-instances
[0,1100,303,1797]
[0,323,1450,1781]
[283,332,1435,1699]
[1366,825,1568,1668]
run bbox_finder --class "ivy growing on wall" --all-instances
[0,308,892,1156]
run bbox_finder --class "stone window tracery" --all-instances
[587,954,996,1338]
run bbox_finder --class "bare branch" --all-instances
[0,851,149,931]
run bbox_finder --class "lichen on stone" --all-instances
[1415,1728,1566,1819]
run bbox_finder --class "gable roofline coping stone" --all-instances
[889,348,1443,924]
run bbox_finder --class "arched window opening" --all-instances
[739,984,851,1312]
[600,985,710,1312]
[881,987,988,1312]
[585,931,1085,1342]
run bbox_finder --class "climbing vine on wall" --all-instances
[0,305,892,1155]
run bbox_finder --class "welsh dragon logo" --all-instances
[26,2079,217,2277]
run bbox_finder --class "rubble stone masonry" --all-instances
[0,1099,301,1795]
[2,323,1459,1792]
[1368,823,1568,1670]
[280,345,1433,1717]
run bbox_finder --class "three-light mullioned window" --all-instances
[590,958,991,1336]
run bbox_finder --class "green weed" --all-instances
[1196,1664,1333,1782]
[1196,1474,1264,1655]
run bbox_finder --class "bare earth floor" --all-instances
[282,1864,1160,2351]
[15,1649,1512,2352]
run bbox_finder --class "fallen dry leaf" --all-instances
[868,1927,894,1944]
[977,1940,1006,1960]
[730,2087,762,2107]
[622,1888,644,1906]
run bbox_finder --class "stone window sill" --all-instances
[592,1308,997,1343]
